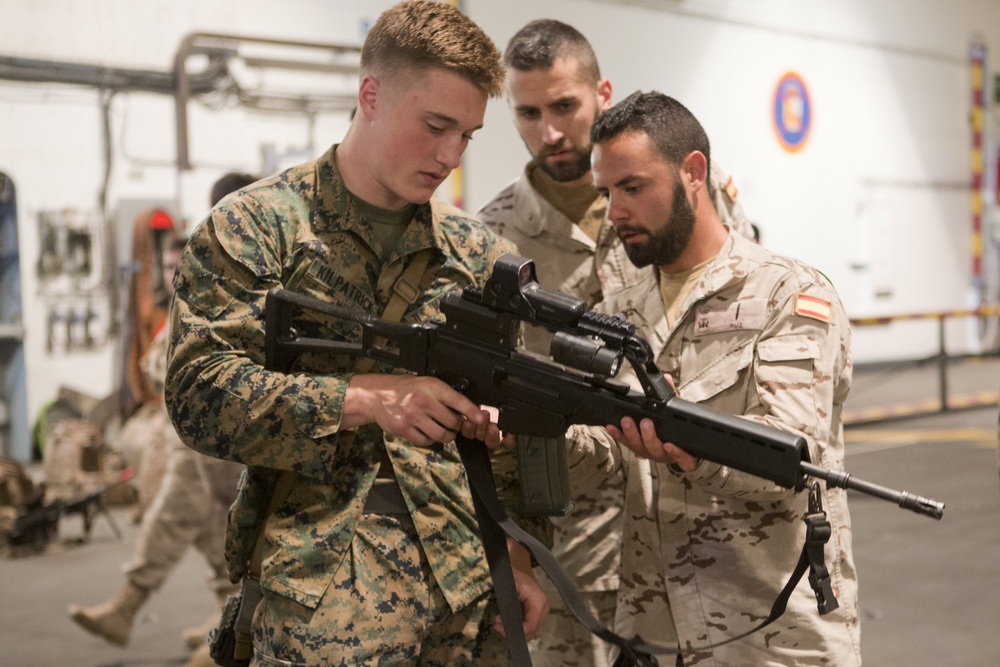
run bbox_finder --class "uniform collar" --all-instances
[313,144,355,233]
[312,144,445,263]
[695,229,764,298]
[656,230,768,330]
[508,164,550,237]
[510,162,600,250]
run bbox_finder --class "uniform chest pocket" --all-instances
[754,333,822,432]
[756,333,820,367]
[680,340,755,404]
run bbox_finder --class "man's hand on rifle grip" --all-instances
[344,373,492,447]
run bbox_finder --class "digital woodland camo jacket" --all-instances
[477,161,755,598]
[165,145,544,614]
[568,231,862,666]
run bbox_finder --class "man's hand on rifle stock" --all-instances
[605,374,699,472]
[343,373,507,448]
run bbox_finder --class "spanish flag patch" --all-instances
[724,177,739,200]
[795,294,832,323]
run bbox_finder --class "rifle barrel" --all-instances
[799,462,945,519]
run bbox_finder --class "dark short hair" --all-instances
[210,172,257,207]
[591,91,711,173]
[504,19,600,86]
[362,0,504,97]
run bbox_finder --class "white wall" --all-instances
[0,0,396,457]
[465,0,1000,362]
[1,0,998,457]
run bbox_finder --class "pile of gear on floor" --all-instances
[0,387,136,557]
[1,385,225,667]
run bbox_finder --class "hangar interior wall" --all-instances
[0,0,998,458]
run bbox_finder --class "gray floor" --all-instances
[1,357,998,666]
[844,409,999,666]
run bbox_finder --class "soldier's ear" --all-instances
[596,78,612,112]
[357,75,381,120]
[681,151,708,193]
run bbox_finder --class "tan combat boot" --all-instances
[181,587,234,650]
[181,611,220,650]
[67,581,150,646]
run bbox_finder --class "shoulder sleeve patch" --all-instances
[795,294,832,323]
[724,176,739,201]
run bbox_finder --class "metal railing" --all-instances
[845,305,1000,423]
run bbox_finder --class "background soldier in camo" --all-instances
[567,91,861,665]
[164,2,548,665]
[68,174,253,658]
[478,20,754,667]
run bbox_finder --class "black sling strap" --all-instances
[457,435,649,667]
[456,433,838,667]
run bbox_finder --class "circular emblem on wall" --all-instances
[773,72,811,152]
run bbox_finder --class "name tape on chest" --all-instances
[795,294,832,323]
[695,298,767,334]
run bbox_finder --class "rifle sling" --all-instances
[456,434,838,667]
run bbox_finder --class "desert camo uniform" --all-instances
[124,326,243,597]
[165,145,547,666]
[568,230,861,666]
[478,161,754,667]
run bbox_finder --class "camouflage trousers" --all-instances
[530,576,617,667]
[123,442,234,595]
[250,512,511,666]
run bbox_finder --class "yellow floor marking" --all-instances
[845,428,998,455]
[843,391,999,425]
[845,428,997,445]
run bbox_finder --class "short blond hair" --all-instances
[361,0,505,97]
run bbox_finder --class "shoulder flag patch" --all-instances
[795,294,832,323]
[724,177,739,200]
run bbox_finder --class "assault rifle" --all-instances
[265,254,944,520]
[265,254,944,665]
[6,467,134,554]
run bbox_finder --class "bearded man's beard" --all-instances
[534,144,593,182]
[532,107,601,183]
[620,178,696,268]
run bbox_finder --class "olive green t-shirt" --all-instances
[350,193,418,263]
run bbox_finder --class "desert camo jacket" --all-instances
[477,161,755,598]
[164,144,544,614]
[478,164,641,598]
[567,231,862,666]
